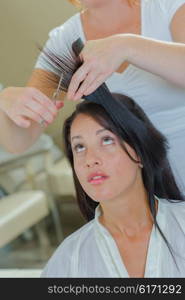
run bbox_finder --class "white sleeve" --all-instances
[35,14,81,76]
[40,235,77,278]
[41,246,71,277]
[160,0,185,24]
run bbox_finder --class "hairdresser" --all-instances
[0,0,185,154]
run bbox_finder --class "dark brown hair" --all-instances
[63,93,184,221]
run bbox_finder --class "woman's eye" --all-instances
[73,144,85,153]
[102,136,115,145]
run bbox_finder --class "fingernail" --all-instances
[58,103,64,109]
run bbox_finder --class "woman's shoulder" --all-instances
[48,13,81,40]
[35,12,82,72]
[51,219,94,254]
[41,220,94,277]
[62,219,94,244]
[159,197,185,217]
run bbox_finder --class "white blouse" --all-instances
[41,197,185,278]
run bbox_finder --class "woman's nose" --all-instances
[85,150,102,168]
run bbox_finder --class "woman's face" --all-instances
[70,113,142,203]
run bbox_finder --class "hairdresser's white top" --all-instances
[35,0,185,191]
[41,197,185,278]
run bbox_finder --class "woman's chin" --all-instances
[87,190,118,203]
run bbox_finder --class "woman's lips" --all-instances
[88,173,109,185]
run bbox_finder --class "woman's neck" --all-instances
[99,187,155,238]
[81,0,140,34]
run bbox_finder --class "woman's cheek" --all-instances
[74,160,85,181]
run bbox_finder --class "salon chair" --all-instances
[0,134,64,247]
[46,156,76,198]
[0,190,49,248]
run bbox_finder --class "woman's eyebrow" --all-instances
[71,128,108,142]
[71,135,82,142]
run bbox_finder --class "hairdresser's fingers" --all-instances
[83,74,108,96]
[13,108,49,128]
[0,87,61,128]
[28,87,58,115]
[24,99,55,123]
[73,72,109,100]
[21,107,52,125]
[67,64,91,100]
[71,71,100,101]
[23,100,64,123]
[12,101,64,129]
[13,87,58,117]
[13,115,31,128]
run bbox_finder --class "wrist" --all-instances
[115,33,136,62]
[0,87,12,111]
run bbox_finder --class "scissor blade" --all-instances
[53,74,63,101]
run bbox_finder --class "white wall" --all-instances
[0,0,77,86]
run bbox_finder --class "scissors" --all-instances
[40,74,63,127]
[52,74,63,104]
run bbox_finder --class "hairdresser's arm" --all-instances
[67,4,185,100]
[0,70,64,153]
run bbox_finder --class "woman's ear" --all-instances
[137,155,143,168]
[138,162,143,168]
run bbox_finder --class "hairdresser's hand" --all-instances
[0,87,64,128]
[67,35,128,100]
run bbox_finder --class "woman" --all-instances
[0,0,185,154]
[41,93,185,277]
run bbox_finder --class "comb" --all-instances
[71,38,144,139]
[40,38,144,140]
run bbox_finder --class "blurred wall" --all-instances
[0,0,79,149]
[0,0,77,86]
